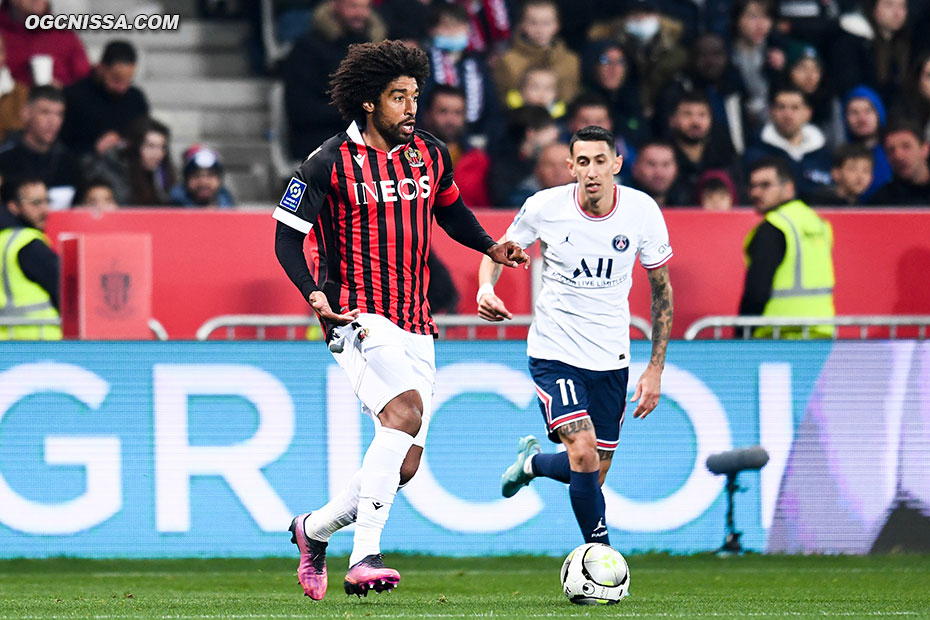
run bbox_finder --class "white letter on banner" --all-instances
[402,363,544,532]
[602,363,730,532]
[153,364,294,532]
[0,363,119,534]
[326,365,362,501]
[758,363,793,530]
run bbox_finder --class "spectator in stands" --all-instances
[667,91,738,199]
[78,178,118,211]
[0,34,28,144]
[453,0,511,55]
[492,0,580,107]
[282,0,387,159]
[730,0,782,136]
[580,39,650,154]
[631,140,691,207]
[697,170,738,210]
[426,252,460,314]
[61,41,150,157]
[505,66,565,119]
[0,176,60,339]
[170,145,235,208]
[744,86,832,200]
[534,142,573,188]
[503,141,575,207]
[781,42,842,148]
[0,86,81,209]
[489,105,560,206]
[0,0,90,88]
[422,3,500,141]
[842,85,892,198]
[421,85,491,208]
[831,0,911,109]
[587,0,688,119]
[655,32,747,155]
[891,51,930,143]
[740,156,835,338]
[869,121,930,206]
[563,92,634,183]
[125,117,175,206]
[808,143,875,206]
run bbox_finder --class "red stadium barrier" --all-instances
[46,208,930,340]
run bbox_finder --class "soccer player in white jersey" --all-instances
[476,125,674,544]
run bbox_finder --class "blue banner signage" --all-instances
[1,341,925,557]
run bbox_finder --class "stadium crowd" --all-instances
[0,0,928,211]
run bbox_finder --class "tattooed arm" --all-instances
[631,265,673,419]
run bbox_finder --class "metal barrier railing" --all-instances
[684,316,930,340]
[196,314,653,341]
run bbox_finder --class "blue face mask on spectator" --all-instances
[433,33,469,52]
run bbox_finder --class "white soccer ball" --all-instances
[560,542,630,605]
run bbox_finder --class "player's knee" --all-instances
[399,462,418,486]
[380,391,423,436]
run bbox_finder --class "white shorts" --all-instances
[330,313,435,447]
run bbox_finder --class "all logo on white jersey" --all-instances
[353,153,366,167]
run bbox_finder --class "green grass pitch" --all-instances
[1,554,929,618]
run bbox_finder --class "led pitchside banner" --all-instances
[0,341,928,558]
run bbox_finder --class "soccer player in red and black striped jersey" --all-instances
[274,40,527,600]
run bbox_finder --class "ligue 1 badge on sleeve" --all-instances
[612,234,630,252]
[280,177,307,212]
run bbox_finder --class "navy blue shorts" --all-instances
[528,357,629,451]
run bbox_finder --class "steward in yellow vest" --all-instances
[740,157,834,338]
[0,178,61,340]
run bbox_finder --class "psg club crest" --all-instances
[612,234,630,252]
[405,147,424,167]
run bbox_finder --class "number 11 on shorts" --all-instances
[556,378,578,406]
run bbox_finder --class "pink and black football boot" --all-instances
[288,514,328,600]
[343,553,401,597]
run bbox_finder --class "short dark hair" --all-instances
[569,125,617,155]
[506,104,557,143]
[78,177,115,203]
[428,2,469,28]
[883,119,927,144]
[674,90,712,113]
[2,176,45,205]
[27,85,64,104]
[424,84,466,111]
[566,92,609,122]
[832,143,874,168]
[637,139,676,154]
[749,156,795,185]
[329,40,430,124]
[770,84,810,107]
[101,40,137,65]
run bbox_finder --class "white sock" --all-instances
[523,453,536,476]
[350,427,414,566]
[303,469,364,543]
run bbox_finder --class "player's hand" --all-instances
[478,291,513,322]
[308,291,359,326]
[487,241,529,268]
[631,363,662,419]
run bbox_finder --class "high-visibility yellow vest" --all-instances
[0,227,62,340]
[744,200,835,338]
